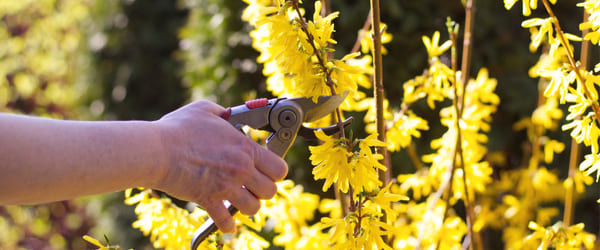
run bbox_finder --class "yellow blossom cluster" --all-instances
[498,0,598,248]
[423,68,499,201]
[120,1,600,249]
[524,221,596,249]
[580,0,600,44]
[124,189,209,250]
[123,180,333,250]
[508,0,600,181]
[242,0,367,105]
[0,0,91,118]
[321,184,407,250]
[309,131,387,193]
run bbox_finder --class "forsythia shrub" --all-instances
[114,0,600,249]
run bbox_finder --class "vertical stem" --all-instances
[564,11,590,227]
[370,0,390,244]
[580,12,592,71]
[458,0,481,249]
[437,21,465,250]
[564,140,580,227]
[320,0,332,19]
[460,0,474,108]
[318,0,350,218]
[370,0,389,187]
[407,143,424,171]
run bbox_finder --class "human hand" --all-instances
[151,100,288,233]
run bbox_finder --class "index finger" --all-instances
[252,145,288,182]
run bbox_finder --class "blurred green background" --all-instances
[0,0,598,249]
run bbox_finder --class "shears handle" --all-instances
[191,98,276,249]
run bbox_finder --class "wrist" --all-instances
[144,120,171,190]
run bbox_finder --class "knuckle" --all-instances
[203,201,234,232]
[264,182,277,199]
[236,193,260,215]
[244,200,260,215]
[274,162,288,181]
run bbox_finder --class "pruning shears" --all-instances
[191,93,352,249]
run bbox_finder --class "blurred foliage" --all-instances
[89,0,188,121]
[0,0,95,118]
[177,0,267,107]
[0,0,103,249]
[0,202,96,249]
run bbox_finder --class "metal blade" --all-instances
[297,117,353,139]
[289,91,348,123]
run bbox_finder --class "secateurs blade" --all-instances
[191,93,352,249]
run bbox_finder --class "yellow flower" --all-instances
[563,171,594,194]
[422,31,452,58]
[396,168,434,200]
[386,111,429,152]
[532,96,563,129]
[82,235,112,250]
[525,221,596,249]
[309,130,353,192]
[233,230,270,250]
[308,1,339,50]
[521,17,554,51]
[370,183,409,222]
[360,23,393,55]
[579,0,600,44]
[579,153,600,181]
[504,0,557,16]
[542,139,565,163]
[310,130,388,193]
[563,114,599,156]
[124,189,207,250]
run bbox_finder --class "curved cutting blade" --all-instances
[288,91,348,123]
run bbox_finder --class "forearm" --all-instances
[0,113,166,204]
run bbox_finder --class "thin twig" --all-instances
[370,0,389,186]
[407,143,424,171]
[414,161,454,250]
[351,9,373,54]
[564,10,590,227]
[437,20,464,250]
[458,0,480,249]
[369,0,391,244]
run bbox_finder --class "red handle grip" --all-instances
[245,98,268,109]
[220,107,232,120]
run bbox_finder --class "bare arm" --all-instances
[0,100,288,233]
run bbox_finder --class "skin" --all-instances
[0,100,288,233]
